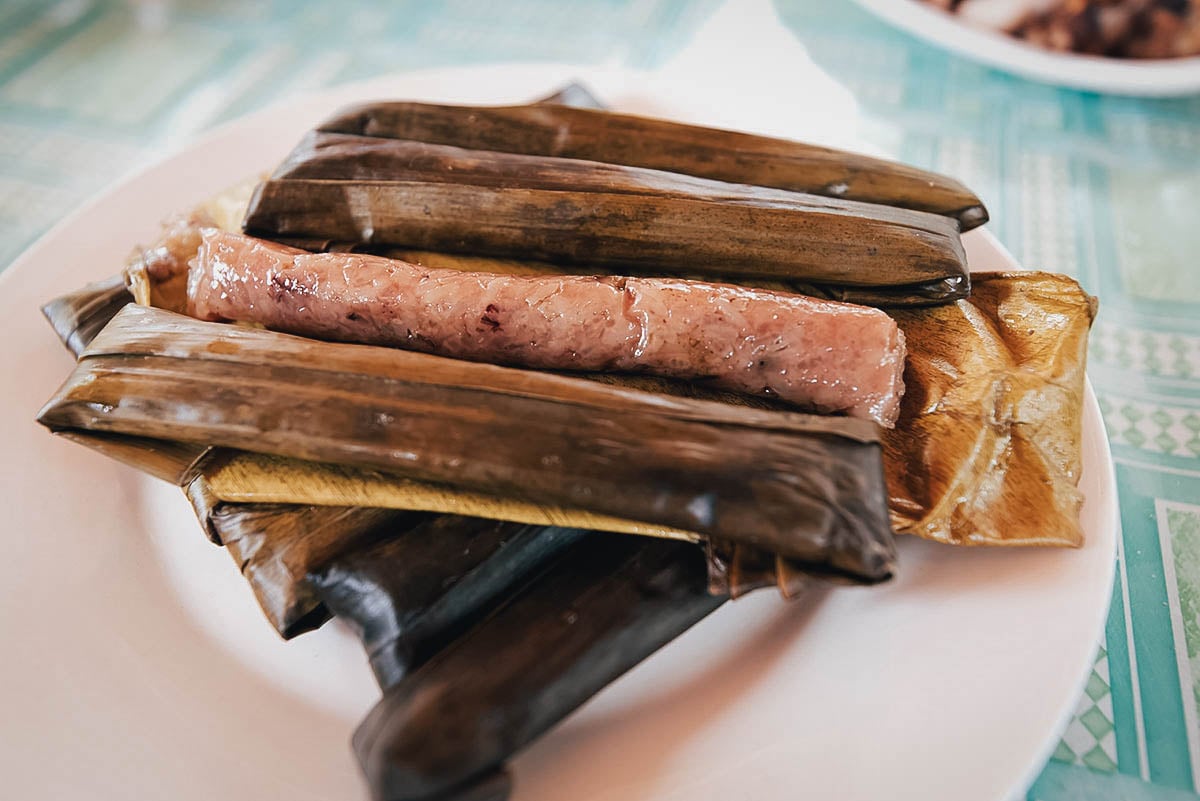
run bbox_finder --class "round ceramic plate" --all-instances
[0,63,1117,801]
[852,0,1200,96]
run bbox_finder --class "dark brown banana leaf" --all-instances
[706,539,811,599]
[884,271,1096,546]
[316,100,987,230]
[242,170,967,297]
[353,532,727,801]
[38,304,896,584]
[198,501,415,637]
[309,518,588,687]
[42,274,132,358]
[55,430,211,485]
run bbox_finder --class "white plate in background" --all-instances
[853,0,1200,96]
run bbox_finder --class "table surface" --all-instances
[2,1,1198,799]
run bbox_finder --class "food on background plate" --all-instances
[36,83,1096,801]
[922,0,1200,59]
[189,229,907,425]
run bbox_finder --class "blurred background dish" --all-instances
[919,0,1200,59]
[852,0,1200,94]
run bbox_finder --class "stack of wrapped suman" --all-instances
[36,83,1099,801]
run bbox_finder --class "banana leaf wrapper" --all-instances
[309,518,589,687]
[353,532,727,801]
[42,274,133,358]
[883,271,1097,546]
[202,502,418,638]
[316,100,987,231]
[37,304,897,584]
[242,168,969,305]
[705,538,811,600]
[42,198,243,500]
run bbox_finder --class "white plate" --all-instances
[0,62,1117,801]
[852,0,1200,96]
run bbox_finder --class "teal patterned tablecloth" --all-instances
[3,1,1198,799]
